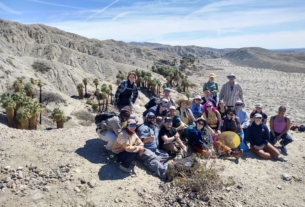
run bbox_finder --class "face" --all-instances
[278,107,286,115]
[219,101,224,107]
[209,77,214,82]
[254,117,262,124]
[227,112,234,119]
[164,120,172,128]
[204,90,210,96]
[196,121,205,130]
[181,101,188,108]
[235,103,242,109]
[147,115,156,124]
[121,113,131,122]
[195,99,201,104]
[228,76,235,82]
[169,109,176,116]
[206,104,213,111]
[129,74,136,83]
[256,107,262,112]
[127,123,137,132]
[160,103,168,110]
[163,90,170,98]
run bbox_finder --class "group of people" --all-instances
[96,71,293,180]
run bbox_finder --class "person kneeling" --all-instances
[190,118,243,159]
[247,113,286,161]
[112,119,144,173]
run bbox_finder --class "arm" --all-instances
[114,81,125,107]
[109,117,122,136]
[161,134,176,143]
[137,126,154,144]
[131,84,138,104]
[214,83,219,93]
[216,111,222,134]
[203,82,207,92]
[191,130,206,148]
[221,118,228,132]
[122,137,144,153]
[189,109,196,122]
[176,121,187,131]
[270,116,275,137]
[238,84,244,103]
[174,133,187,153]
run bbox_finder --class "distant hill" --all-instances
[224,47,305,73]
[128,41,169,47]
[271,48,305,52]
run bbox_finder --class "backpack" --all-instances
[145,98,160,110]
[298,125,305,132]
[95,111,118,125]
[177,107,191,117]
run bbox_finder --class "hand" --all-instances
[217,130,221,135]
[182,146,187,155]
[276,136,281,141]
[138,147,144,156]
[147,134,155,142]
[254,145,260,150]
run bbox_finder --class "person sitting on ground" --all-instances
[250,103,267,124]
[176,98,196,125]
[217,99,228,122]
[136,112,169,179]
[97,107,138,150]
[269,106,293,153]
[143,98,169,127]
[219,73,244,108]
[202,101,222,135]
[159,117,187,155]
[114,72,139,111]
[161,88,176,110]
[189,118,243,159]
[168,106,188,131]
[202,88,216,107]
[190,95,204,118]
[112,119,144,173]
[247,113,286,161]
[203,73,219,104]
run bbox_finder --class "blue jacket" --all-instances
[189,128,206,148]
[136,121,159,153]
[190,102,203,118]
[202,97,216,107]
[247,122,270,146]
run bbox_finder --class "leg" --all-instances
[263,143,280,157]
[136,149,167,179]
[269,132,277,145]
[97,130,117,150]
[214,141,231,155]
[118,151,137,168]
[250,144,279,159]
[192,145,208,157]
[160,143,178,153]
[155,149,169,163]
[280,133,293,146]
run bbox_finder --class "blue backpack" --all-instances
[185,124,197,145]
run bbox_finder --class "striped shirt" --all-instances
[219,81,244,107]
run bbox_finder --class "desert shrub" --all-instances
[177,86,183,93]
[86,100,92,105]
[41,92,66,104]
[32,62,52,74]
[92,104,99,111]
[72,110,95,123]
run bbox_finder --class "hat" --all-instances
[195,117,207,125]
[127,119,137,124]
[193,95,203,103]
[160,98,169,105]
[120,106,131,113]
[254,113,262,118]
[227,73,236,79]
[218,131,241,149]
[255,103,263,108]
[164,88,171,92]
[164,117,172,122]
[177,98,192,108]
[145,112,155,118]
[169,106,176,110]
[209,73,216,77]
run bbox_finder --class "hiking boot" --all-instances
[232,149,243,160]
[274,156,287,162]
[119,164,132,173]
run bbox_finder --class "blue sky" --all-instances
[1,0,305,49]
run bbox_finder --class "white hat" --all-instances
[255,103,263,108]
[169,106,176,110]
[254,113,262,118]
[194,95,201,99]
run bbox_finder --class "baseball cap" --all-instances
[254,113,262,118]
[255,103,263,108]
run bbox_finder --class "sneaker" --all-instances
[232,149,243,160]
[281,146,287,154]
[119,164,132,173]
[274,156,287,162]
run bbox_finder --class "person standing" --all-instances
[114,72,139,111]
[269,106,293,153]
[203,73,219,104]
[219,73,244,108]
[202,88,216,107]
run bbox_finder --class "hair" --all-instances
[127,72,137,81]
[279,105,286,111]
[226,108,236,115]
[203,87,210,91]
[217,99,227,111]
[203,101,216,113]
[195,119,207,129]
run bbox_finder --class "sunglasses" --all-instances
[255,117,262,119]
[161,104,168,107]
[129,124,137,127]
[219,102,224,105]
[164,91,170,93]
[228,76,235,79]
[236,104,242,106]
[165,121,172,123]
[206,105,212,108]
[198,122,205,125]
[195,99,201,101]
[228,113,234,116]
[148,116,156,119]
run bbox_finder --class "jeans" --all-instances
[269,132,293,147]
[97,130,117,150]
[136,149,168,179]
[118,151,137,168]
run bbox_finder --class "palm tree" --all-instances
[77,84,84,99]
[95,89,101,111]
[1,96,16,126]
[144,76,149,88]
[83,78,88,97]
[105,88,110,110]
[30,78,36,85]
[37,80,43,124]
[185,81,190,91]
[138,77,144,88]
[11,92,25,116]
[17,77,24,85]
[52,108,66,129]
[24,82,34,98]
[93,78,99,89]
[101,92,107,111]
[16,107,31,130]
[186,90,191,100]
[29,101,41,130]
[174,76,180,86]
[166,76,171,86]
[157,81,162,97]
[151,80,156,95]
[13,80,22,92]
[162,84,167,91]
[20,96,33,108]
[101,84,107,93]
[109,85,113,104]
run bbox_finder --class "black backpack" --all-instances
[95,111,118,124]
[145,98,160,110]
[299,125,305,132]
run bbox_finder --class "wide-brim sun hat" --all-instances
[209,73,216,77]
[177,98,192,108]
[193,95,203,103]
[227,73,236,79]
[218,131,241,149]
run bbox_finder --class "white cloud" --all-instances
[0,2,20,14]
[27,0,85,10]
[84,0,119,21]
